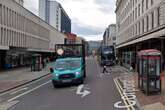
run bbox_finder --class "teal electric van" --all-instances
[50,44,86,88]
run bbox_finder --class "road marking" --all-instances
[7,80,51,102]
[76,84,91,98]
[115,78,136,110]
[10,87,28,95]
[114,78,137,110]
[0,74,50,97]
[0,100,19,110]
[114,79,131,110]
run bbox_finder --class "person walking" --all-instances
[102,65,108,73]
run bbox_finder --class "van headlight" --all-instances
[54,73,59,77]
[75,72,81,75]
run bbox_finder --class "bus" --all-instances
[99,46,115,66]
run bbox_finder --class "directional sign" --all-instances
[57,48,64,55]
[76,85,91,98]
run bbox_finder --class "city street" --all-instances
[0,58,132,110]
[1,0,165,109]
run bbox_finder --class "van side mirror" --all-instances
[50,68,54,73]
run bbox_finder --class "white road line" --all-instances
[114,78,136,110]
[7,80,51,102]
[10,87,28,95]
[0,74,47,97]
[114,79,131,110]
[0,74,50,97]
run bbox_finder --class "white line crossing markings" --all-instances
[7,80,51,102]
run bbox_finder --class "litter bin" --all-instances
[138,49,162,95]
[31,54,42,71]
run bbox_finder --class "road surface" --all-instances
[0,58,129,110]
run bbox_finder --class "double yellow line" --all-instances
[114,78,136,110]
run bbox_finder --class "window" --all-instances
[146,15,149,31]
[157,7,160,26]
[142,19,144,33]
[151,12,154,29]
[3,28,6,45]
[138,21,140,34]
[7,8,8,26]
[142,0,144,13]
[138,4,140,16]
[135,24,137,35]
[3,6,5,25]
[0,4,2,24]
[133,11,134,21]
[151,0,153,5]
[146,0,148,10]
[9,9,11,27]
[113,37,116,41]
[135,8,137,19]
[0,28,2,44]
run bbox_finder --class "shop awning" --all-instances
[116,28,165,49]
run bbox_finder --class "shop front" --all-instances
[122,51,136,70]
[117,38,165,72]
[5,47,32,69]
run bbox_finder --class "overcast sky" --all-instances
[24,0,116,41]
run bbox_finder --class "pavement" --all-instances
[117,66,165,110]
[0,63,52,93]
[135,70,165,110]
[0,57,136,110]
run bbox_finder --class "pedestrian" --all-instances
[102,65,108,73]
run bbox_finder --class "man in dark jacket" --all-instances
[102,65,108,73]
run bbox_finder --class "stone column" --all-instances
[154,8,158,28]
[144,15,147,32]
[159,2,165,25]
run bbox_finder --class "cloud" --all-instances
[24,0,38,15]
[72,18,104,36]
[80,34,103,41]
[24,0,116,41]
[94,0,116,13]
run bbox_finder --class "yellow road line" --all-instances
[114,79,131,110]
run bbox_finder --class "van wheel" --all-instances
[76,78,84,86]
[80,78,84,84]
[52,80,58,88]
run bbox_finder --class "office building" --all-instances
[14,0,24,6]
[103,24,116,46]
[116,0,165,69]
[0,0,66,70]
[39,0,71,33]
